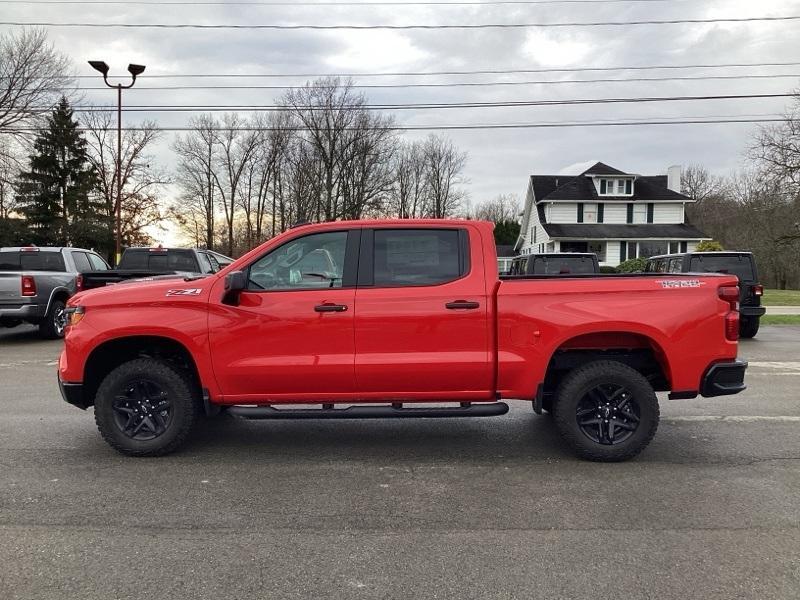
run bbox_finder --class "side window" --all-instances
[668,258,683,273]
[248,231,348,291]
[205,252,221,273]
[71,251,92,273]
[88,253,109,270]
[196,252,214,274]
[373,229,463,287]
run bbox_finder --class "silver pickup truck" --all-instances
[0,246,109,339]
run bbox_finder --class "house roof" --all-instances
[530,174,688,202]
[581,162,627,176]
[542,223,708,240]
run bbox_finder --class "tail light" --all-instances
[75,274,84,292]
[751,284,763,297]
[21,275,37,297]
[719,285,740,341]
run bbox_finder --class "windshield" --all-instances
[688,255,755,281]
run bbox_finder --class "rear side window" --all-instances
[532,256,596,275]
[373,229,464,287]
[0,251,66,272]
[72,252,92,273]
[689,255,755,281]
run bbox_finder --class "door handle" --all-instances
[314,303,348,313]
[445,300,480,310]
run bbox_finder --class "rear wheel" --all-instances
[552,360,659,462]
[740,317,760,339]
[94,358,200,457]
[39,299,67,339]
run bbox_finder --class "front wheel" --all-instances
[552,360,659,462]
[740,317,760,339]
[39,299,67,339]
[94,358,200,456]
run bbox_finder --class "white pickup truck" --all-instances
[0,246,109,338]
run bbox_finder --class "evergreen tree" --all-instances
[16,97,108,248]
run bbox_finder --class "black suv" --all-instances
[645,252,764,338]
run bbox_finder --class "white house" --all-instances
[514,162,710,267]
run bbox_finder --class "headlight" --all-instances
[65,306,85,327]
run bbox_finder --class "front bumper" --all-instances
[701,360,748,398]
[58,376,89,410]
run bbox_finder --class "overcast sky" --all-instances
[3,0,800,238]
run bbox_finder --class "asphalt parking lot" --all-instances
[1,326,798,600]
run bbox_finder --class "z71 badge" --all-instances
[657,279,705,289]
[166,288,202,296]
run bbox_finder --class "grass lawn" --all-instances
[761,314,800,325]
[762,289,800,306]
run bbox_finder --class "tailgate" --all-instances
[0,272,23,303]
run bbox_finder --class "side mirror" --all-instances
[222,270,247,305]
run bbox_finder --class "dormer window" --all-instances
[598,178,633,196]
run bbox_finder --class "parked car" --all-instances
[82,247,233,289]
[509,253,600,276]
[645,251,764,338]
[59,220,746,461]
[0,246,109,338]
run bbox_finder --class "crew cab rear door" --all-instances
[353,226,492,400]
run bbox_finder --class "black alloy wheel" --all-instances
[111,379,173,441]
[575,383,640,445]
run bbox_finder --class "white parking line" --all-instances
[748,361,800,370]
[665,416,800,423]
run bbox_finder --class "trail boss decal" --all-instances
[166,288,202,297]
[657,279,706,289]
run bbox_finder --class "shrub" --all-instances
[696,240,724,251]
[599,265,619,274]
[617,257,648,273]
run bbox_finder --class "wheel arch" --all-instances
[82,335,202,408]
[543,331,672,398]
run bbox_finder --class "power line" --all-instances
[0,0,688,4]
[0,117,785,133]
[45,73,800,91]
[12,60,800,80]
[3,15,800,29]
[44,93,795,112]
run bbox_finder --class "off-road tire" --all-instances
[94,358,200,457]
[39,299,66,339]
[552,360,659,462]
[740,317,760,339]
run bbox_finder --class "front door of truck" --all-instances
[353,226,492,400]
[208,229,359,402]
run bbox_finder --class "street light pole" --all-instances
[88,61,146,265]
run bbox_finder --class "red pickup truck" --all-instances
[58,220,746,462]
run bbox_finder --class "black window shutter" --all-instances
[620,241,627,263]
[680,241,688,253]
[597,203,604,223]
[626,179,632,195]
[626,204,634,223]
[647,203,654,223]
[577,203,584,223]
[600,179,607,194]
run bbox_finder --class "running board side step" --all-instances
[226,402,509,420]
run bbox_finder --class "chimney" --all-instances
[667,165,682,193]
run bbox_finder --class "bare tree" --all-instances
[751,93,800,192]
[0,28,73,156]
[473,194,520,223]
[390,139,428,219]
[423,134,468,218]
[173,114,218,249]
[83,112,168,250]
